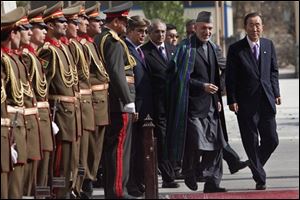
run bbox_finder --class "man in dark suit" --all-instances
[141,19,179,188]
[125,15,152,197]
[226,12,281,190]
[94,2,138,199]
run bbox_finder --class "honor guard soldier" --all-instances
[94,2,138,198]
[17,12,43,198]
[79,2,110,198]
[1,76,14,199]
[1,7,42,198]
[38,1,81,198]
[21,5,56,191]
[63,3,96,197]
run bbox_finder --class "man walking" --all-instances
[226,12,280,190]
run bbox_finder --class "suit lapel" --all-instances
[259,39,266,75]
[149,46,167,67]
[196,46,209,65]
[242,38,260,76]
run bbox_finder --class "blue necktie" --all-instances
[253,43,259,61]
[159,46,168,62]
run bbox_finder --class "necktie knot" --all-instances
[158,46,168,62]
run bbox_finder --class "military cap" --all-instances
[43,1,67,23]
[70,1,89,19]
[85,2,102,21]
[196,11,213,23]
[103,1,133,19]
[1,7,32,31]
[28,6,48,28]
[63,5,81,24]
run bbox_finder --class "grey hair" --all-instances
[148,18,166,33]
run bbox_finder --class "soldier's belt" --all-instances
[126,76,135,84]
[80,89,92,95]
[7,105,25,114]
[37,101,50,109]
[24,107,39,115]
[49,95,77,103]
[1,118,11,127]
[91,83,109,91]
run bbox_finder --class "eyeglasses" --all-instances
[136,28,148,34]
[167,34,179,39]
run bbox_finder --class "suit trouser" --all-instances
[103,112,132,198]
[237,96,279,184]
[1,173,9,199]
[223,144,241,169]
[153,112,175,183]
[127,120,145,192]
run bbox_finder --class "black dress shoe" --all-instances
[162,181,180,188]
[229,160,249,174]
[256,183,266,190]
[128,189,144,197]
[203,183,227,193]
[184,175,198,191]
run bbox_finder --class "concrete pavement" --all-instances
[92,79,299,199]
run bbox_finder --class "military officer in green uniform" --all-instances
[94,2,137,199]
[38,2,81,198]
[79,2,110,198]
[1,7,41,198]
[21,5,56,189]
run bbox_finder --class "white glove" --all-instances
[11,144,18,164]
[52,121,59,135]
[123,102,136,113]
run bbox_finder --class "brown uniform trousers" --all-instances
[2,52,29,199]
[38,39,81,198]
[21,49,54,188]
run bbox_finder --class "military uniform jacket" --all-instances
[94,28,135,113]
[69,38,95,131]
[1,75,13,172]
[21,46,54,151]
[79,34,109,126]
[1,49,41,162]
[38,37,79,142]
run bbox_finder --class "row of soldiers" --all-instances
[0,1,131,199]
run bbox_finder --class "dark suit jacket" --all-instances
[94,28,135,113]
[125,39,153,119]
[225,37,280,115]
[141,41,176,114]
[188,35,222,119]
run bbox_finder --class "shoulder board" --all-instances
[42,42,51,50]
[80,38,87,45]
[108,30,121,41]
[22,48,29,54]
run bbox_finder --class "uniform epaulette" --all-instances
[80,38,87,45]
[43,42,51,49]
[22,48,29,54]
[109,30,121,41]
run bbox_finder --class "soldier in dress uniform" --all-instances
[63,3,97,197]
[1,7,41,198]
[79,2,110,198]
[38,1,81,198]
[21,5,56,189]
[1,76,14,199]
[94,1,138,199]
[17,11,44,198]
